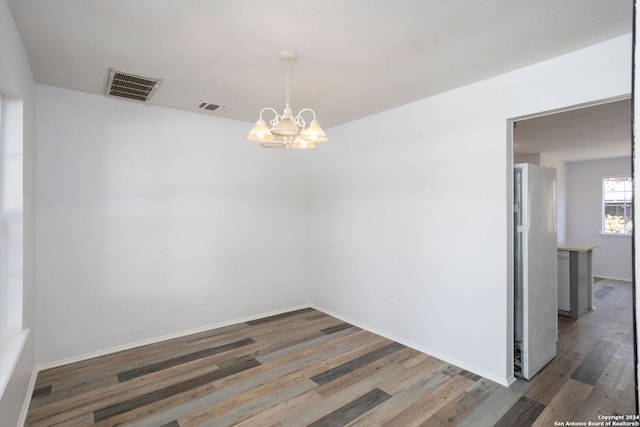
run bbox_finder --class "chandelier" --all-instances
[246,51,328,150]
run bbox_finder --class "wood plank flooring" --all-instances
[26,279,636,426]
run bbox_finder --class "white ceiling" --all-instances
[6,0,633,159]
[513,99,631,162]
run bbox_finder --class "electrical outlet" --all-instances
[202,292,210,305]
[390,299,398,313]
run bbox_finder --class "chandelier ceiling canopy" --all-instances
[247,51,328,150]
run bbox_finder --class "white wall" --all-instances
[540,154,567,243]
[566,157,632,281]
[0,0,36,425]
[28,32,634,389]
[35,85,311,364]
[514,153,541,165]
[309,34,631,385]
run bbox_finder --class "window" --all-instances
[602,176,632,235]
[0,94,24,332]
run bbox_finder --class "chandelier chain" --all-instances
[285,59,291,109]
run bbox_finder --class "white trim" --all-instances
[310,304,511,387]
[17,366,38,426]
[35,304,309,371]
[509,95,631,123]
[594,275,633,283]
[0,329,28,401]
[601,175,633,235]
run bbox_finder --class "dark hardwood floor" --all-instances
[26,279,636,426]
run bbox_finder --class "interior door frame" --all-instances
[505,94,636,405]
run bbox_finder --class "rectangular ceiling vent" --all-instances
[106,68,161,102]
[197,101,229,113]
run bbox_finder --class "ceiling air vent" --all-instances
[106,68,161,102]
[197,101,229,113]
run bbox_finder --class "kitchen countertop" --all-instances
[557,242,597,252]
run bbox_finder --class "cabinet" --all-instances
[557,243,596,319]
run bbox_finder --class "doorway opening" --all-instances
[507,95,636,415]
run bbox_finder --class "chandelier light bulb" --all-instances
[246,118,275,143]
[300,119,328,143]
[291,135,316,150]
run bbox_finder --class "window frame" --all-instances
[602,175,633,236]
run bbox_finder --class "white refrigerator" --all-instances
[513,163,557,380]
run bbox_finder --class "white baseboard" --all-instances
[18,366,38,426]
[594,275,632,283]
[35,304,311,372]
[310,304,511,387]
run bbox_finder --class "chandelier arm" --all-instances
[294,108,318,129]
[296,108,317,119]
[258,107,281,127]
[258,107,279,119]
